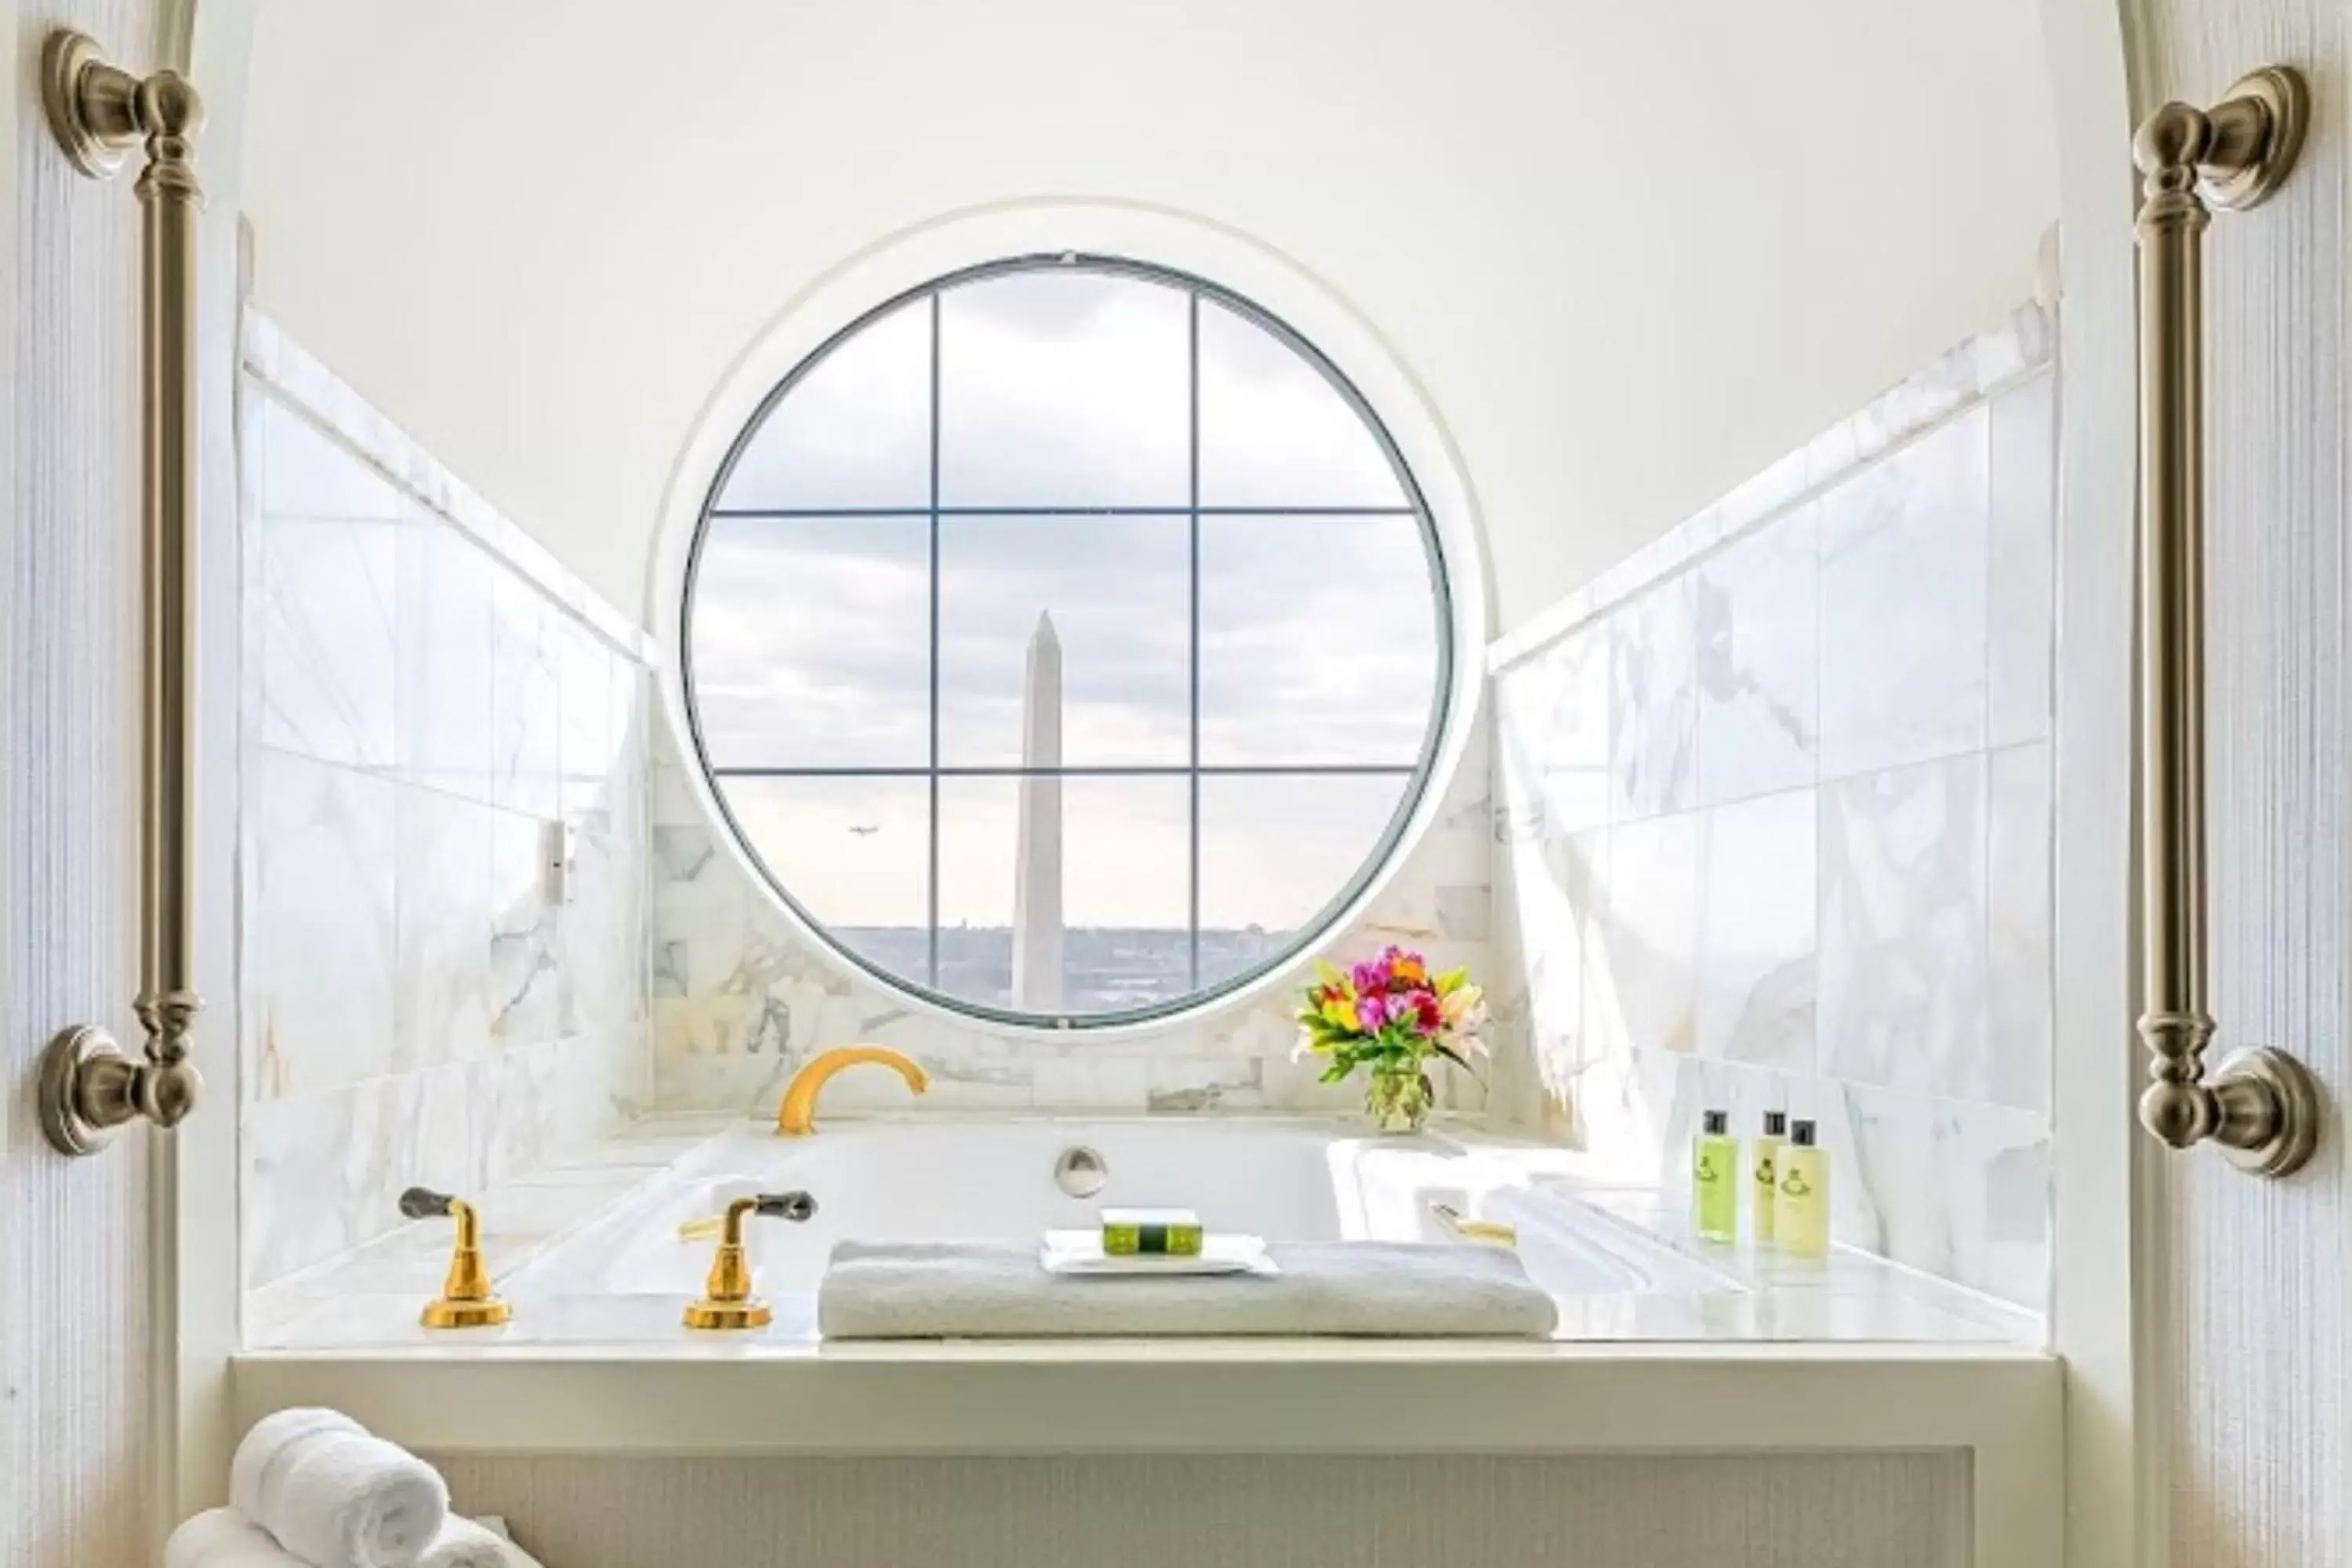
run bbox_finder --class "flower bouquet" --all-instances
[1293,946,1486,1134]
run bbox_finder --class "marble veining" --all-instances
[1488,303,2057,1319]
[488,808,561,1051]
[244,745,398,1099]
[394,787,497,1072]
[396,509,495,801]
[252,397,401,770]
[492,573,563,820]
[1817,755,1989,1102]
[1984,743,2053,1116]
[241,344,656,1294]
[1609,576,1697,822]
[1694,505,1817,805]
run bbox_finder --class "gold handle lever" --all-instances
[403,1188,512,1329]
[679,1189,815,1243]
[34,31,209,1156]
[2131,66,2323,1177]
[682,1192,816,1330]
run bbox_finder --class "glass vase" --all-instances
[1365,1065,1432,1134]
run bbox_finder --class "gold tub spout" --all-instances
[777,1046,928,1135]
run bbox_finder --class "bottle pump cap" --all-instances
[1762,1110,1788,1137]
[1790,1118,1818,1147]
[1701,1109,1729,1136]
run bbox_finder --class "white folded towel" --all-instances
[820,1240,1560,1338]
[230,1406,452,1568]
[413,1515,516,1568]
[165,1509,309,1568]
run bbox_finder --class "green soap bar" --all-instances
[1101,1208,1204,1257]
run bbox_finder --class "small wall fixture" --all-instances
[2132,65,2324,1178]
[36,31,209,1156]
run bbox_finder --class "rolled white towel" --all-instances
[415,1515,522,1568]
[471,1516,547,1568]
[163,1508,309,1568]
[229,1406,451,1568]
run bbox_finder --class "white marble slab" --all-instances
[394,787,497,1073]
[1816,754,1989,1102]
[395,510,496,803]
[1817,408,1991,781]
[490,573,563,820]
[251,405,401,770]
[1987,370,2057,749]
[245,745,399,1098]
[1486,302,2058,1315]
[1693,503,1817,805]
[1609,576,1697,822]
[1697,790,1816,1073]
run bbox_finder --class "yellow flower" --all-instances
[1321,996,1357,1030]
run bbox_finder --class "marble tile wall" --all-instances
[239,317,656,1293]
[644,721,1497,1121]
[1490,304,2057,1313]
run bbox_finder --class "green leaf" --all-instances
[1431,1042,1481,1077]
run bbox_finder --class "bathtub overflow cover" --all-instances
[1054,1145,1108,1199]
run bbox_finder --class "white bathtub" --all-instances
[503,1117,1738,1338]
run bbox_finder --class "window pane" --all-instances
[717,297,930,512]
[938,514,1189,766]
[1199,514,1442,765]
[1198,774,1410,988]
[715,776,929,974]
[690,515,931,768]
[937,270,1189,507]
[937,776,1190,1017]
[1198,300,1406,509]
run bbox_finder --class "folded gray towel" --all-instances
[818,1240,1559,1339]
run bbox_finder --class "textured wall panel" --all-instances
[429,1451,1968,1568]
[0,2,163,1567]
[2129,0,2352,1563]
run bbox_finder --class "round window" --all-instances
[682,256,1451,1028]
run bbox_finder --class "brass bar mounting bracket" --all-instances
[2132,65,2322,1178]
[36,31,208,1156]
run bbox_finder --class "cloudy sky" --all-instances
[688,265,1444,939]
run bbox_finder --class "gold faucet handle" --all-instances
[678,1190,816,1242]
[681,1191,817,1330]
[401,1187,513,1329]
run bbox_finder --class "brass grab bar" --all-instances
[2132,66,2321,1178]
[37,32,208,1156]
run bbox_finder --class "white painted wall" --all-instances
[238,0,2057,633]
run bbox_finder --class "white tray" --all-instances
[1039,1232,1279,1277]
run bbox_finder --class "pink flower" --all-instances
[1413,992,1443,1033]
[1384,993,1417,1027]
[1356,994,1388,1033]
[1351,959,1392,996]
